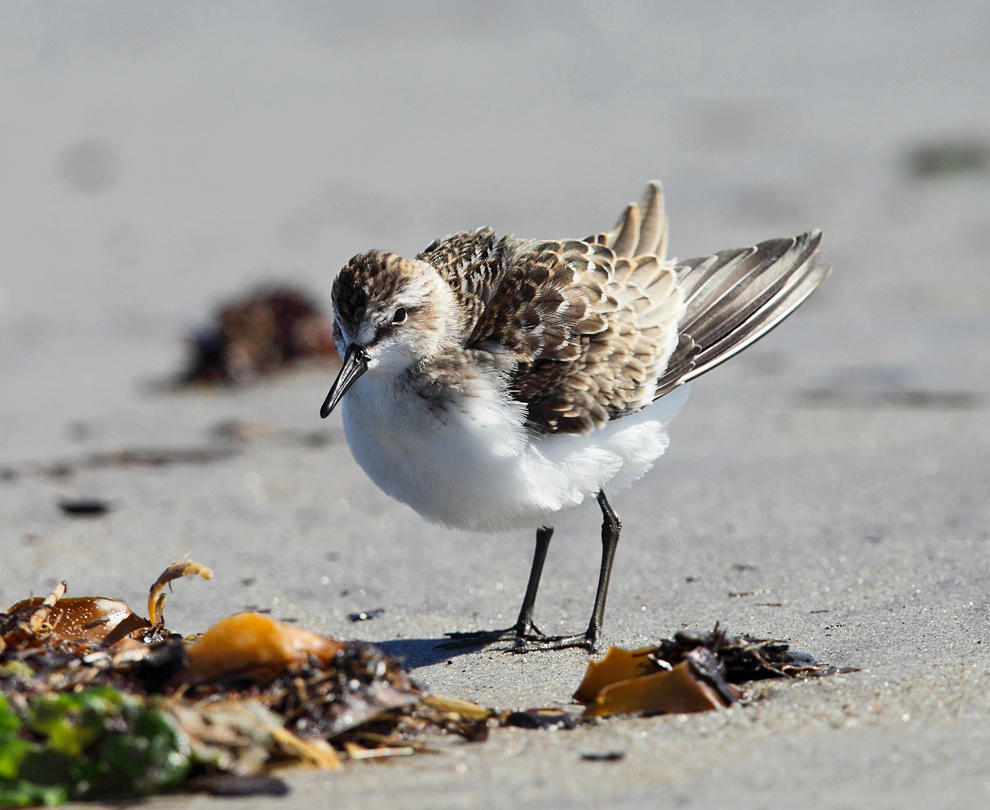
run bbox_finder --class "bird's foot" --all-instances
[437,620,553,650]
[439,622,600,654]
[504,630,600,655]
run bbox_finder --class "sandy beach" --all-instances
[1,2,988,807]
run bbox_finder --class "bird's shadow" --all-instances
[373,636,497,669]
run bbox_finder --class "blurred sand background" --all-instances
[1,2,988,807]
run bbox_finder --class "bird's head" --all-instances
[320,250,459,417]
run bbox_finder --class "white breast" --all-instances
[340,372,689,533]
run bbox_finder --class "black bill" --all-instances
[320,344,369,418]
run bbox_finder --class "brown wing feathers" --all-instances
[419,182,828,433]
[478,239,678,434]
[490,183,682,433]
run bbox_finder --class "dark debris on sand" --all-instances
[177,286,337,385]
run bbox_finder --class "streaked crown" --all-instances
[330,250,461,370]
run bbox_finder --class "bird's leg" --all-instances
[440,526,554,648]
[444,492,622,654]
[512,525,553,637]
[504,491,622,654]
[583,489,621,650]
[507,489,621,654]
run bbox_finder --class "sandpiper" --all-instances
[321,182,829,651]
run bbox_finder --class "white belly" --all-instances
[340,372,689,532]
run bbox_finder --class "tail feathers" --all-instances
[654,230,829,399]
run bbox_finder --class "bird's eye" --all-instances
[392,307,407,325]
